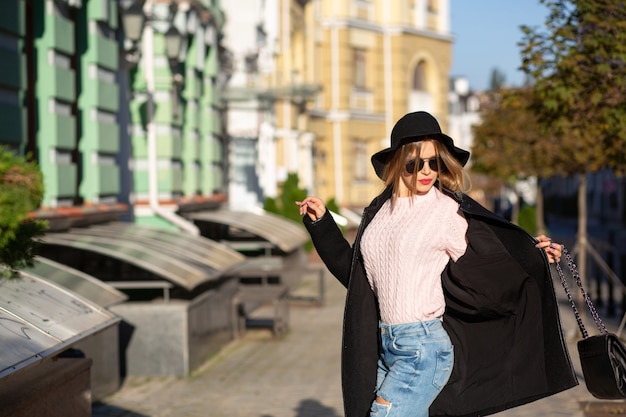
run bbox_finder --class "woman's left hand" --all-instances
[535,234,562,264]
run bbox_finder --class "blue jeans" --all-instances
[371,320,454,417]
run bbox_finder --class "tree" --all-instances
[471,87,554,231]
[519,0,626,285]
[264,173,308,226]
[264,173,342,251]
[488,68,507,92]
[0,147,47,279]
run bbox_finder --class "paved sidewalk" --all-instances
[93,262,626,417]
[93,267,345,417]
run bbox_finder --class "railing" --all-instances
[562,237,626,337]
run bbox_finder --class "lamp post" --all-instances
[121,1,145,42]
[118,0,197,233]
[164,26,183,66]
[120,0,145,64]
[163,26,183,115]
[138,0,159,213]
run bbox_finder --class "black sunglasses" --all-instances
[405,157,444,174]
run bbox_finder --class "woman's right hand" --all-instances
[295,197,327,222]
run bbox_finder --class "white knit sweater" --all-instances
[361,187,468,325]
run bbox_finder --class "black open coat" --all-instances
[303,187,577,417]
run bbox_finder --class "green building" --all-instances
[0,0,228,230]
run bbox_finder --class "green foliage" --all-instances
[263,173,308,225]
[325,198,341,219]
[518,204,538,235]
[471,88,555,181]
[263,173,312,250]
[519,0,626,176]
[263,173,344,252]
[0,219,46,279]
[0,147,48,279]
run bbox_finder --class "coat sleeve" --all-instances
[303,210,354,288]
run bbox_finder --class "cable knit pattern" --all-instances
[361,187,468,325]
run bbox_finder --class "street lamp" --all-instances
[164,26,183,64]
[121,1,145,43]
[164,26,184,115]
[120,0,145,65]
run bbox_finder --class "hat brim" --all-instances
[371,134,470,179]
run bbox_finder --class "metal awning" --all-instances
[186,209,309,253]
[22,256,128,308]
[0,274,120,378]
[41,233,220,291]
[68,222,245,273]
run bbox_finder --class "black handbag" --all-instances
[555,247,626,399]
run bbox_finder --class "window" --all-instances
[354,140,368,180]
[409,60,433,112]
[427,0,438,13]
[353,48,366,89]
[412,60,427,91]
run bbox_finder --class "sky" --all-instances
[449,0,549,91]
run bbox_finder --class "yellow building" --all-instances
[274,0,453,210]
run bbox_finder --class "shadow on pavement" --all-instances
[92,403,150,417]
[293,399,342,417]
[259,399,341,417]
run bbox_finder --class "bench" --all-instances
[230,256,325,305]
[231,285,290,339]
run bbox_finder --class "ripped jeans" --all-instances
[371,319,454,417]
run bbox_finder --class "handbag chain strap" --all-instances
[554,246,608,338]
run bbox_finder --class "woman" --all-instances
[296,111,577,417]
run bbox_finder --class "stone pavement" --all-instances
[92,266,345,417]
[92,262,626,417]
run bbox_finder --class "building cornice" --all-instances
[319,18,454,42]
[308,109,386,123]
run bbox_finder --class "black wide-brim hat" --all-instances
[371,111,470,179]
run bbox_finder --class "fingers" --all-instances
[548,241,563,263]
[295,197,326,221]
[534,235,552,251]
[535,235,562,264]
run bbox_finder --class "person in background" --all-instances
[296,111,577,417]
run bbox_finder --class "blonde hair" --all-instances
[381,140,470,204]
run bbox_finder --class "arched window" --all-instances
[353,139,368,180]
[412,60,427,91]
[408,59,433,112]
[353,48,367,89]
